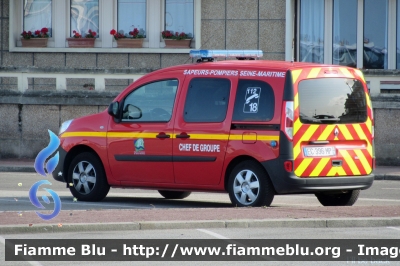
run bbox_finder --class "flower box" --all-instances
[21,38,48,47]
[164,39,191,48]
[66,38,95,48]
[116,38,144,48]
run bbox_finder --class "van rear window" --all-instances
[298,78,367,124]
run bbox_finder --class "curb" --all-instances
[1,217,400,234]
[374,174,400,181]
[0,166,36,173]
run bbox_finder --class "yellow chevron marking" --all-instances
[293,124,319,159]
[61,132,107,138]
[354,149,372,174]
[337,125,353,140]
[327,166,346,176]
[327,167,337,176]
[352,124,372,155]
[340,150,360,175]
[339,68,354,78]
[365,118,372,134]
[354,69,366,83]
[294,92,299,110]
[294,158,313,176]
[310,158,330,177]
[292,70,302,84]
[337,167,347,175]
[366,93,372,109]
[293,117,302,135]
[318,125,335,140]
[307,68,321,79]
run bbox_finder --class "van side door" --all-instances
[173,76,237,185]
[107,73,180,184]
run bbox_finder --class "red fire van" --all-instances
[52,50,374,207]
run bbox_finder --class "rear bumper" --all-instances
[262,159,374,194]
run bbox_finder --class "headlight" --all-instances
[59,119,73,135]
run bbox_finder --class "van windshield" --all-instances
[298,78,367,124]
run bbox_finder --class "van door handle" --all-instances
[309,141,329,145]
[156,133,170,139]
[332,160,342,167]
[176,133,190,139]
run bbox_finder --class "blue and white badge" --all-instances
[243,87,261,113]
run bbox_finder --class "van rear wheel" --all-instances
[315,189,360,206]
[228,160,274,207]
[158,190,191,199]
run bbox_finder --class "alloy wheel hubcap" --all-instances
[233,169,260,205]
[72,161,96,195]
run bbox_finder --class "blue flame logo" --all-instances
[34,130,60,176]
[29,180,61,220]
[29,130,62,220]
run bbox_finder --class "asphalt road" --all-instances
[1,172,400,212]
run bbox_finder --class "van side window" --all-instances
[233,80,275,122]
[183,78,231,123]
[122,79,178,122]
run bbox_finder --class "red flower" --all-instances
[110,29,116,35]
[92,31,96,37]
[41,27,48,33]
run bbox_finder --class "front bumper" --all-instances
[262,159,374,194]
[52,146,67,183]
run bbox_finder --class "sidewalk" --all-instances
[0,158,399,180]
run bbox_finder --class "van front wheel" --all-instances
[228,160,274,207]
[68,152,110,202]
[315,190,360,206]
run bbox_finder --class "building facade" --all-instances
[0,0,399,165]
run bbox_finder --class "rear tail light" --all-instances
[372,158,376,170]
[284,160,293,172]
[282,101,294,140]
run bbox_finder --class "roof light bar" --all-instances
[190,50,263,60]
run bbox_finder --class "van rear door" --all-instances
[292,68,374,177]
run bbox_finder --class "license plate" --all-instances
[303,146,336,157]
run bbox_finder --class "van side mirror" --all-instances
[123,104,142,119]
[108,102,119,118]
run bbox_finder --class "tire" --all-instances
[68,152,110,201]
[228,160,275,207]
[158,190,191,199]
[315,190,360,206]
